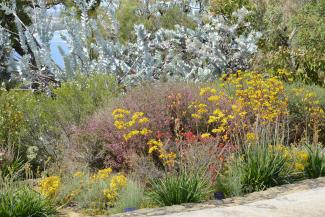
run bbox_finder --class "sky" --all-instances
[47,4,68,69]
[50,31,69,69]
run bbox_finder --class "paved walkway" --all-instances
[157,187,325,217]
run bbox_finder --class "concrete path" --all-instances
[155,187,325,217]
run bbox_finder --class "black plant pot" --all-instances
[214,192,225,200]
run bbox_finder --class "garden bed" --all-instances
[60,177,325,217]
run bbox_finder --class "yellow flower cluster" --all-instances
[123,128,151,141]
[201,133,211,139]
[113,108,177,166]
[190,102,209,120]
[39,176,61,197]
[293,149,309,172]
[200,87,217,96]
[292,88,325,120]
[73,171,84,178]
[112,108,151,141]
[246,132,256,142]
[227,73,288,122]
[209,108,231,134]
[147,139,177,166]
[91,168,112,181]
[110,174,127,189]
[103,174,127,206]
[291,88,325,143]
[191,72,290,143]
[275,68,294,82]
[273,144,309,172]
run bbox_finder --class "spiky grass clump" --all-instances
[304,144,325,178]
[0,185,57,217]
[148,169,212,206]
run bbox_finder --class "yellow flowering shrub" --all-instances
[273,144,309,173]
[289,88,325,143]
[112,109,151,141]
[146,139,176,166]
[112,108,177,166]
[53,168,129,208]
[226,72,288,122]
[190,102,209,120]
[91,168,113,181]
[246,132,256,142]
[39,176,61,197]
[103,174,127,206]
[190,72,289,145]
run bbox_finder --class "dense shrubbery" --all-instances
[0,73,324,215]
[252,0,325,86]
[72,72,324,182]
[0,0,325,216]
[0,74,118,176]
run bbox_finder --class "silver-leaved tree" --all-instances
[0,26,12,87]
[0,0,261,87]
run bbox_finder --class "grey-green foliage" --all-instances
[127,13,260,84]
[0,0,62,90]
[0,0,261,86]
[114,180,145,212]
[63,3,260,84]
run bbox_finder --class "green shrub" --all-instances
[253,0,325,86]
[216,159,243,197]
[46,74,119,126]
[0,90,31,149]
[55,171,108,210]
[260,48,325,86]
[0,184,57,217]
[304,144,325,178]
[291,1,325,53]
[0,150,24,179]
[148,168,212,206]
[220,144,292,196]
[0,74,119,174]
[116,0,196,43]
[286,83,325,144]
[210,0,254,17]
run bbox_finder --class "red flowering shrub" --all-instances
[71,83,205,171]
